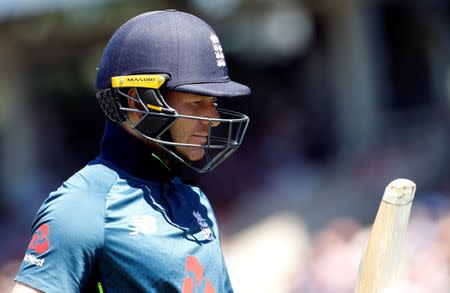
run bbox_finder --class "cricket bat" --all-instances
[355,178,416,293]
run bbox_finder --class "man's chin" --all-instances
[175,147,206,162]
[186,153,206,162]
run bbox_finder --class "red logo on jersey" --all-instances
[182,256,216,293]
[28,223,50,254]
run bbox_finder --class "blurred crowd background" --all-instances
[1,0,450,292]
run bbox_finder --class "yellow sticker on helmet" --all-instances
[111,74,167,89]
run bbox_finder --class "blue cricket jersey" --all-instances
[15,122,233,293]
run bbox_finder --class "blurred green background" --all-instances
[1,0,450,292]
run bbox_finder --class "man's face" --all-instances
[165,91,220,162]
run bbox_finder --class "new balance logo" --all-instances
[129,215,158,235]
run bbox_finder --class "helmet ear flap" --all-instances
[96,89,127,123]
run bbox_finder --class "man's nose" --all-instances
[201,103,221,127]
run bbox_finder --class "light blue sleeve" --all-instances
[15,167,111,293]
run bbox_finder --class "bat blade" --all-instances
[355,178,416,293]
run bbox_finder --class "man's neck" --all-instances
[99,121,175,182]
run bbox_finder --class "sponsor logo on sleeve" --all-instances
[28,223,50,254]
[23,253,45,267]
[24,223,50,267]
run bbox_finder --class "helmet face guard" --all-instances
[96,74,249,173]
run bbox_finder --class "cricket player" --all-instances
[13,10,250,292]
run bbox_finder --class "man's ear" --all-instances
[127,88,139,109]
[123,88,145,124]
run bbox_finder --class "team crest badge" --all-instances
[209,33,226,67]
[193,211,215,241]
